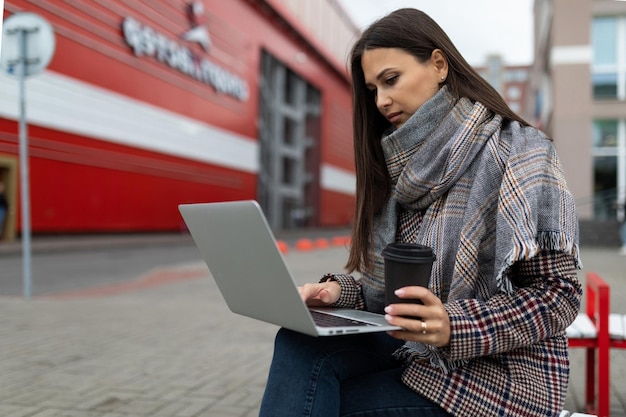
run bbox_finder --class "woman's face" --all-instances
[361,47,445,129]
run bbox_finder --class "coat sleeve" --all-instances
[320,273,366,310]
[440,250,581,361]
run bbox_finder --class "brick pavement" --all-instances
[0,239,625,416]
[0,260,275,417]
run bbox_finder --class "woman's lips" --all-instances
[387,112,402,124]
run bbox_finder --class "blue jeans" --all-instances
[259,328,452,417]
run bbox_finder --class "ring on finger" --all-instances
[421,320,427,335]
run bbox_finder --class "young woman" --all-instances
[260,8,582,417]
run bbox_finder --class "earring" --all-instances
[441,76,445,81]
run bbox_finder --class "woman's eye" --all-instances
[385,75,398,85]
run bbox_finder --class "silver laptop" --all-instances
[178,200,401,337]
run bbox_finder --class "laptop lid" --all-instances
[179,200,400,337]
[179,200,324,336]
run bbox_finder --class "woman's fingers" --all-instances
[385,286,451,347]
[298,282,341,306]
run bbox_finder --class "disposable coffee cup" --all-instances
[382,242,435,306]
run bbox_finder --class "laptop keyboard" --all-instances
[310,310,376,327]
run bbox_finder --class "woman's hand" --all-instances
[298,281,341,307]
[384,286,451,347]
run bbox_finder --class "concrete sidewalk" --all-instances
[0,237,625,416]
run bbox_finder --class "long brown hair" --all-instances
[345,8,529,273]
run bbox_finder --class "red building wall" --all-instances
[0,0,356,234]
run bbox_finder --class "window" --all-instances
[592,17,622,100]
[593,155,618,220]
[258,51,321,229]
[593,17,617,66]
[593,73,618,98]
[507,86,521,100]
[593,120,618,147]
[504,69,528,83]
[592,119,622,220]
[590,17,626,219]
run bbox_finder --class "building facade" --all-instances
[0,0,361,240]
[475,55,533,123]
[531,0,626,238]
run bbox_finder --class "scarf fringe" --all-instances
[496,231,582,295]
[393,343,468,375]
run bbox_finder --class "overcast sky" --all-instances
[336,0,534,66]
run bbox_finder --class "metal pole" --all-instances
[18,27,32,300]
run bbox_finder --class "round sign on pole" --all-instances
[0,12,56,300]
[0,12,56,77]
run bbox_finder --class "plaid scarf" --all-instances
[359,86,581,371]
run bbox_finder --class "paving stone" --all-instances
[29,410,103,417]
[111,398,165,415]
[0,404,42,417]
[149,401,189,417]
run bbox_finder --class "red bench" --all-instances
[566,272,626,417]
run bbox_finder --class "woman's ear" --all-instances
[431,49,448,83]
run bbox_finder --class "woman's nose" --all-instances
[376,92,391,110]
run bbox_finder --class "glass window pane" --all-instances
[592,73,618,99]
[593,120,618,147]
[504,69,528,83]
[593,17,617,66]
[593,155,617,220]
[285,71,300,105]
[282,157,296,185]
[507,86,521,100]
[283,118,297,146]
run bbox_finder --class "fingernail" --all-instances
[385,314,393,322]
[384,306,392,313]
[394,288,404,296]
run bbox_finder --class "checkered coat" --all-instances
[332,251,580,416]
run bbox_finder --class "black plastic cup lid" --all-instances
[381,243,436,263]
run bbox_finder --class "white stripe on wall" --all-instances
[0,69,356,195]
[321,164,355,195]
[0,70,258,172]
[550,45,592,66]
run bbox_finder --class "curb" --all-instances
[277,235,351,254]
